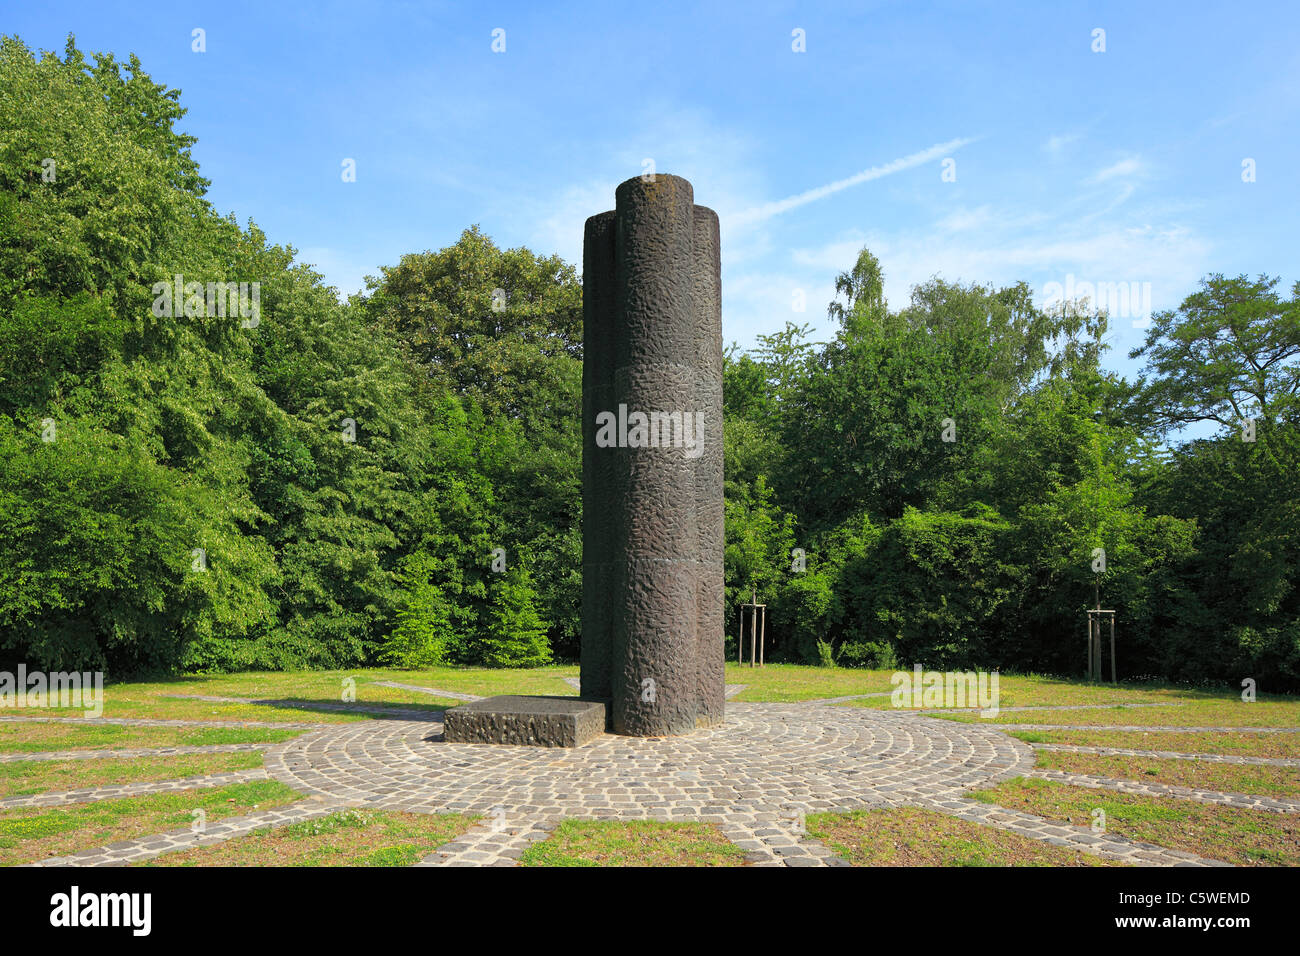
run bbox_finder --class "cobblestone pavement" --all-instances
[1033,743,1300,766]
[1027,768,1300,813]
[0,768,272,809]
[415,818,558,866]
[12,701,1294,868]
[265,704,1034,815]
[0,742,272,764]
[255,703,1036,865]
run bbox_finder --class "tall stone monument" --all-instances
[581,174,725,736]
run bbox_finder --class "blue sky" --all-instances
[7,0,1298,380]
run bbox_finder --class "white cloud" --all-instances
[1089,156,1145,183]
[1045,131,1083,154]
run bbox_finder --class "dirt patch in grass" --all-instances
[520,820,746,867]
[0,780,301,866]
[1034,750,1300,799]
[968,777,1300,866]
[1007,729,1300,759]
[0,752,266,800]
[0,723,302,754]
[140,808,474,866]
[805,806,1120,866]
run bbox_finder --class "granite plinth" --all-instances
[442,696,607,748]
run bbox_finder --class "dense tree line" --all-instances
[2,38,1296,688]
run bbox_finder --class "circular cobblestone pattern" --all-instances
[264,704,1036,818]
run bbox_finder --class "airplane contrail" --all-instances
[731,137,978,225]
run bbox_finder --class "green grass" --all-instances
[9,666,1294,725]
[0,751,266,799]
[936,698,1300,727]
[140,808,476,867]
[967,777,1300,866]
[723,663,896,701]
[0,722,303,753]
[844,674,1209,711]
[3,667,574,723]
[1033,749,1300,799]
[520,819,747,867]
[806,806,1121,866]
[1007,728,1300,758]
[0,780,301,866]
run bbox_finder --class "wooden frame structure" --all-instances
[1086,609,1116,683]
[737,589,766,668]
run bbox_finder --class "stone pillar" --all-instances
[580,211,617,702]
[580,174,725,736]
[691,205,725,728]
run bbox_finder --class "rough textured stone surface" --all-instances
[691,205,725,729]
[581,210,617,704]
[442,696,607,748]
[581,174,725,736]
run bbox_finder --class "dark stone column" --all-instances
[611,174,699,736]
[581,174,724,736]
[691,205,725,727]
[580,211,616,702]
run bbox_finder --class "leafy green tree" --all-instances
[1131,274,1300,432]
[479,564,552,667]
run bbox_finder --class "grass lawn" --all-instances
[806,806,1121,866]
[1007,728,1300,758]
[140,808,475,866]
[0,752,267,800]
[3,667,580,723]
[519,820,747,867]
[1033,749,1300,799]
[723,663,895,701]
[844,675,1208,710]
[935,698,1300,727]
[0,780,301,866]
[0,722,302,754]
[968,777,1300,866]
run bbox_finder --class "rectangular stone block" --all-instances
[442,696,607,748]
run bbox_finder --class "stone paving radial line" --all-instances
[1027,768,1300,813]
[25,800,350,867]
[370,681,483,701]
[0,768,272,809]
[1032,743,1300,766]
[0,715,324,730]
[982,723,1300,733]
[0,742,272,763]
[916,797,1232,866]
